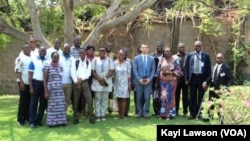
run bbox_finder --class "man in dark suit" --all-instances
[184,41,211,120]
[174,43,189,116]
[133,44,155,119]
[202,53,234,99]
[150,41,163,116]
[202,53,233,123]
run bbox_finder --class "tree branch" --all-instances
[0,17,30,41]
[100,0,157,32]
[74,0,110,7]
[83,0,156,46]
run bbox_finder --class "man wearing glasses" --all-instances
[184,41,211,120]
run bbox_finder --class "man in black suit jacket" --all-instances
[202,53,233,123]
[185,41,211,120]
[202,53,234,100]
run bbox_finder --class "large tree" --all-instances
[0,0,156,47]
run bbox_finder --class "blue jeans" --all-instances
[29,80,47,125]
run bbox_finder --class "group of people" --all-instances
[15,35,233,129]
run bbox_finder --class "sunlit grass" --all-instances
[0,94,206,141]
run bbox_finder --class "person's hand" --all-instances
[30,87,34,95]
[75,79,81,89]
[145,78,150,85]
[98,78,106,86]
[202,82,208,90]
[20,82,25,91]
[77,77,82,82]
[45,92,49,99]
[185,81,189,86]
[139,79,147,85]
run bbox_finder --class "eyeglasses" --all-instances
[99,50,106,52]
[195,45,202,47]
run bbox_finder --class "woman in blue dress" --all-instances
[113,49,132,119]
[43,52,67,127]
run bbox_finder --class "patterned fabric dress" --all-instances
[157,57,182,118]
[43,64,67,126]
[114,60,131,98]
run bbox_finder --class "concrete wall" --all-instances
[1,19,250,94]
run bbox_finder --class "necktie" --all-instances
[143,55,147,77]
[194,53,200,74]
[213,65,218,83]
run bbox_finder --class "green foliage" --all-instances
[202,86,250,124]
[141,9,155,36]
[197,13,224,37]
[0,0,30,32]
[0,34,12,50]
[229,41,249,84]
[74,4,106,31]
[38,6,64,36]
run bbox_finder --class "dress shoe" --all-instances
[89,117,96,124]
[188,116,196,120]
[30,124,37,128]
[136,115,141,119]
[17,121,25,126]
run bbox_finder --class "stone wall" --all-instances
[0,41,23,94]
[1,19,250,94]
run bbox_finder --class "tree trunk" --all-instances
[63,0,74,45]
[27,0,50,47]
[171,17,180,54]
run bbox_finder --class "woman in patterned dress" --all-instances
[113,49,132,119]
[43,52,67,127]
[156,47,182,120]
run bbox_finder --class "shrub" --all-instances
[201,86,250,124]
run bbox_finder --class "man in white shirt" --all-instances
[19,37,39,59]
[46,38,63,62]
[28,46,48,128]
[71,48,93,124]
[59,43,74,112]
[16,43,32,126]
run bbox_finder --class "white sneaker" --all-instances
[101,118,106,121]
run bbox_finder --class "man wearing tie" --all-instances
[202,53,234,101]
[133,44,155,119]
[184,41,211,120]
[202,53,233,123]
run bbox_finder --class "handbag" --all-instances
[109,98,118,112]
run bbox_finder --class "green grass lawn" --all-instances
[0,95,207,141]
